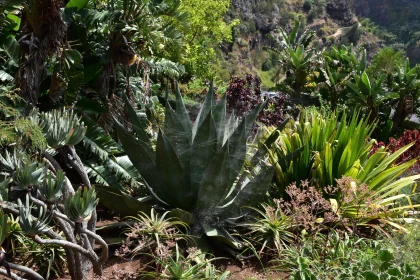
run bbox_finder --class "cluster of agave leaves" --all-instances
[112,84,289,248]
[0,109,97,236]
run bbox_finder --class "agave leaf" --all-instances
[115,120,161,197]
[192,82,215,138]
[164,96,191,178]
[203,224,242,249]
[225,121,247,197]
[249,118,289,167]
[156,130,188,208]
[174,82,192,133]
[95,185,150,216]
[123,97,154,159]
[222,166,274,219]
[190,111,217,197]
[196,143,230,211]
[169,208,194,226]
[212,93,227,147]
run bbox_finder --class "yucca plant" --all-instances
[38,170,65,203]
[18,194,52,236]
[64,187,98,223]
[114,84,283,248]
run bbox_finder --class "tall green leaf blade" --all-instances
[115,121,161,198]
[66,0,90,10]
[196,143,230,211]
[174,82,192,132]
[190,111,217,200]
[222,166,274,219]
[212,93,227,147]
[123,97,154,159]
[156,130,189,208]
[192,82,215,138]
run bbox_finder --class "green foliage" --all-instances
[38,171,65,204]
[264,108,420,232]
[367,47,405,76]
[245,203,294,255]
[119,209,188,258]
[390,223,420,277]
[37,109,87,150]
[273,231,418,279]
[178,0,238,42]
[18,234,67,279]
[267,20,319,95]
[13,159,47,191]
[64,187,99,223]
[144,244,230,280]
[18,194,53,236]
[114,84,279,248]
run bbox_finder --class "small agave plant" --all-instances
[114,84,286,248]
[0,152,48,192]
[64,187,99,223]
[18,194,52,236]
[32,109,86,152]
[38,170,65,203]
[12,159,48,191]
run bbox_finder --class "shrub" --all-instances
[226,74,287,126]
[303,0,312,11]
[373,130,420,175]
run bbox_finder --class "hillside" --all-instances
[217,0,418,88]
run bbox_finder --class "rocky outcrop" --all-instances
[326,0,358,26]
[353,0,390,26]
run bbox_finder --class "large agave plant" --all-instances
[115,84,281,248]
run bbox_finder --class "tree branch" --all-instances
[7,262,44,280]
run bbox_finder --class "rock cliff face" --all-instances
[353,0,391,26]
[326,0,357,26]
[351,0,420,26]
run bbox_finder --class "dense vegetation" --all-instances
[1,0,420,279]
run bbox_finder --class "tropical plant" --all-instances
[143,244,230,280]
[272,231,419,279]
[64,187,99,224]
[117,209,188,259]
[18,234,67,280]
[267,20,320,95]
[264,108,420,232]
[387,59,420,128]
[318,45,367,110]
[0,108,108,280]
[113,84,286,248]
[244,202,295,255]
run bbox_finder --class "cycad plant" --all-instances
[115,84,282,248]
